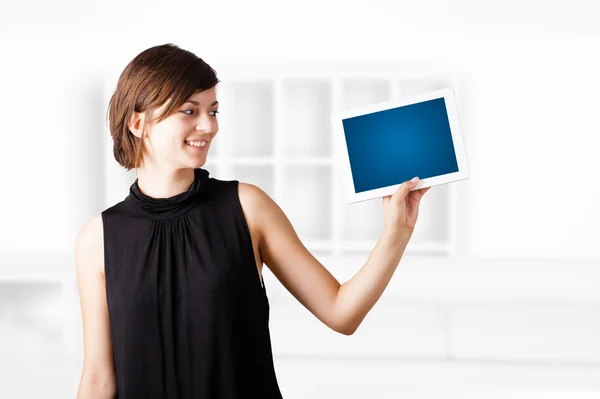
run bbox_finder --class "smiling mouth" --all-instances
[185,140,209,148]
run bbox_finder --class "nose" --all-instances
[195,115,217,133]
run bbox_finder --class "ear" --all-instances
[128,111,146,139]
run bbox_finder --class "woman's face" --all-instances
[139,87,219,169]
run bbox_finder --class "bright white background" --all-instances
[0,0,599,398]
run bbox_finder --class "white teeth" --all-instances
[186,140,207,147]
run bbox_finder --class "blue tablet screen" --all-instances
[342,97,459,193]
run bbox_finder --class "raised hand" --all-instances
[381,177,431,236]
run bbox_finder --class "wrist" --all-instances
[380,227,412,251]
[382,226,413,242]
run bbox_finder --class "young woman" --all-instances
[75,43,430,399]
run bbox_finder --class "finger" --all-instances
[393,177,420,202]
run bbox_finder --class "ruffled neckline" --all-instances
[128,168,210,219]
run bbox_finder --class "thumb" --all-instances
[393,176,420,203]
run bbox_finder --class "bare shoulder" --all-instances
[237,182,268,240]
[237,181,266,205]
[76,214,105,277]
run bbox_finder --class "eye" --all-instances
[181,109,220,117]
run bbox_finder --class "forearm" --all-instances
[334,229,411,334]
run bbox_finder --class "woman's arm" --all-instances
[333,229,410,334]
[238,178,426,336]
[75,215,117,399]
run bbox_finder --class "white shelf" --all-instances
[281,164,332,243]
[280,78,332,158]
[221,80,275,158]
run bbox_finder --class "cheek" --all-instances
[152,123,188,145]
[173,121,194,141]
[146,134,183,156]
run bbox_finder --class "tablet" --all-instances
[331,87,470,204]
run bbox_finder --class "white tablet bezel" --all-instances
[331,87,470,204]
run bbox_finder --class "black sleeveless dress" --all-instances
[101,167,284,398]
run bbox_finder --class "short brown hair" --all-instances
[106,43,220,170]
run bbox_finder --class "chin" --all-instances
[187,158,207,169]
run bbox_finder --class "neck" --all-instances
[135,166,196,199]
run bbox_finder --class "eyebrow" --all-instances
[184,100,219,106]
